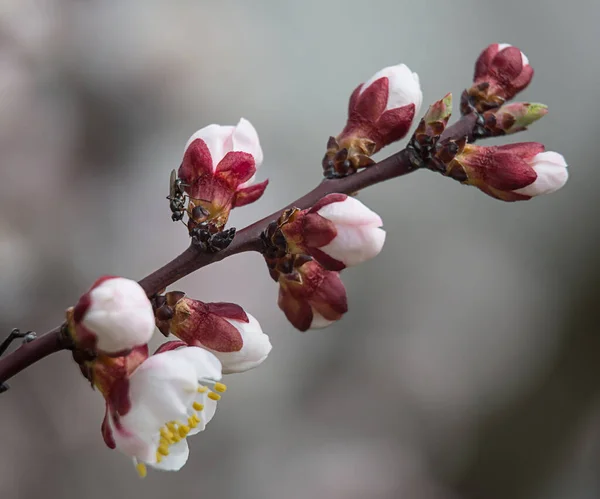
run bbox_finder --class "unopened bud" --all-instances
[484,102,548,136]
[69,277,155,356]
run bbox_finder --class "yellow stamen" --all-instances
[214,382,227,393]
[197,386,208,393]
[188,416,198,428]
[192,413,201,423]
[160,427,174,440]
[158,445,170,456]
[172,434,181,443]
[166,422,177,432]
[156,452,163,463]
[136,463,147,478]
[178,425,190,438]
[208,392,221,401]
[193,401,204,411]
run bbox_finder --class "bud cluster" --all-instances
[67,275,271,477]
[262,194,385,330]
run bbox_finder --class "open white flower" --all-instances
[103,346,226,476]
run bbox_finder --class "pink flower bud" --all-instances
[71,277,155,356]
[448,143,568,201]
[159,294,271,374]
[281,194,386,271]
[474,43,533,102]
[178,118,268,228]
[277,260,348,332]
[324,64,422,176]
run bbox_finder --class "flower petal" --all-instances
[184,124,235,170]
[233,179,269,208]
[317,196,383,227]
[150,439,190,471]
[231,118,263,169]
[319,226,386,267]
[513,151,568,196]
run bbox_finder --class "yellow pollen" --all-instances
[166,422,177,432]
[160,428,174,440]
[197,386,208,393]
[136,463,147,478]
[178,425,190,438]
[208,392,221,401]
[192,413,201,423]
[214,382,227,393]
[156,452,163,463]
[158,445,170,456]
[188,416,198,428]
[172,433,181,443]
[193,402,204,411]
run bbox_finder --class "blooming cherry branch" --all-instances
[0,43,569,476]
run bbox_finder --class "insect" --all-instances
[167,169,188,222]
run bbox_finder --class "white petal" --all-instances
[231,118,263,169]
[184,124,235,170]
[317,196,382,227]
[149,440,190,472]
[169,347,223,382]
[83,278,155,354]
[310,311,334,329]
[513,151,568,197]
[187,394,218,436]
[320,226,386,267]
[497,43,529,65]
[360,64,422,113]
[210,313,272,374]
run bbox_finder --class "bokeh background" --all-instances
[1,1,598,498]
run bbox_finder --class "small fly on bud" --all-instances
[167,169,188,222]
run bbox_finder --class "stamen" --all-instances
[156,452,163,464]
[158,445,170,456]
[193,402,204,411]
[197,386,208,393]
[136,463,147,478]
[214,382,227,393]
[178,425,190,438]
[192,413,201,423]
[160,427,174,441]
[166,422,177,432]
[188,416,198,429]
[208,392,221,401]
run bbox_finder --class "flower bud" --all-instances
[277,259,348,332]
[323,64,422,176]
[280,194,386,271]
[156,293,271,374]
[69,277,155,356]
[483,102,548,136]
[474,43,533,101]
[178,118,268,229]
[462,44,533,114]
[447,142,568,201]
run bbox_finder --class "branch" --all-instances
[0,112,478,387]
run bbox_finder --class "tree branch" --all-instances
[0,112,478,387]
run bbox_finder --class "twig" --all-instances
[0,112,478,387]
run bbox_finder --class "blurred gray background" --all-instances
[0,0,598,498]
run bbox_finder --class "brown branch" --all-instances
[0,112,478,387]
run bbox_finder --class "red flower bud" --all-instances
[277,259,348,332]
[178,118,268,228]
[448,143,568,201]
[473,43,533,103]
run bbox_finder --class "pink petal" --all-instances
[184,124,235,170]
[231,118,263,169]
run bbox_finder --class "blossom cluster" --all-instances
[68,276,271,476]
[64,41,569,478]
